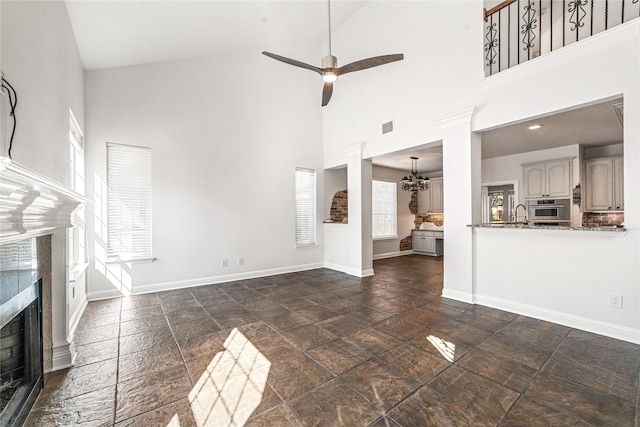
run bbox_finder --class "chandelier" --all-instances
[401,157,430,191]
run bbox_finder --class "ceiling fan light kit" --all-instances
[262,0,404,106]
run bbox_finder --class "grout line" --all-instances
[495,325,572,426]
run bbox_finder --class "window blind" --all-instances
[107,142,152,261]
[295,168,316,247]
[372,180,397,238]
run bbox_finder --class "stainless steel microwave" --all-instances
[526,198,571,223]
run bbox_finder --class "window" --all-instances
[107,142,152,261]
[68,110,87,278]
[372,180,397,239]
[295,168,316,247]
[485,184,515,223]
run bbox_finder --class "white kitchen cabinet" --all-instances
[429,178,444,213]
[585,156,623,211]
[417,177,444,214]
[523,160,571,199]
[413,230,443,256]
[417,188,430,215]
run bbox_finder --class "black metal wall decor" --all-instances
[484,0,640,76]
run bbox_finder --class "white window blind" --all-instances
[295,168,316,247]
[107,142,152,261]
[372,180,397,238]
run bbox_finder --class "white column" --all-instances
[438,107,481,303]
[344,142,374,277]
[50,229,74,371]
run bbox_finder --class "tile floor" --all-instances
[25,255,640,426]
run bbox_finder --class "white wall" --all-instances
[324,2,640,342]
[84,45,325,299]
[1,0,86,368]
[473,23,640,342]
[322,1,484,168]
[372,165,414,257]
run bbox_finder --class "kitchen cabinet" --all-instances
[413,230,443,256]
[585,156,623,211]
[417,177,444,214]
[523,160,571,199]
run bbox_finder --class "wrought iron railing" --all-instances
[484,0,640,76]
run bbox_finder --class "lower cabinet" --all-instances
[413,230,443,256]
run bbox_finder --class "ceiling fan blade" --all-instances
[262,51,322,74]
[322,81,333,107]
[337,54,404,76]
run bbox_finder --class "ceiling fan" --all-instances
[262,0,404,107]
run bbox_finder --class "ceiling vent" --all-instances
[612,102,623,126]
[382,120,394,134]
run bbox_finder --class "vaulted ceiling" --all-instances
[64,0,366,70]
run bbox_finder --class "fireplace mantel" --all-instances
[0,156,89,244]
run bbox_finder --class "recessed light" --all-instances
[528,124,542,130]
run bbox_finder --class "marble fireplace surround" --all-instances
[1,156,87,371]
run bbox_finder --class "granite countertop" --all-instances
[468,223,626,232]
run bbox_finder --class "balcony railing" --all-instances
[484,0,640,76]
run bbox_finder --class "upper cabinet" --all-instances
[585,156,623,211]
[523,160,572,199]
[417,177,444,214]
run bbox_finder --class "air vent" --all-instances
[382,120,394,134]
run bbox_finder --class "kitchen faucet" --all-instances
[514,203,527,223]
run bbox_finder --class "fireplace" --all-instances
[0,239,43,426]
[0,157,87,425]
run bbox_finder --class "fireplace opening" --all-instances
[1,237,43,426]
[1,310,26,409]
[0,282,43,426]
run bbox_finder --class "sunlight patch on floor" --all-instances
[188,328,271,426]
[427,335,456,362]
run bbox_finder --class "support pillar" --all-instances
[439,108,481,303]
[344,143,374,277]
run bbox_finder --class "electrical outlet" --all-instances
[221,259,228,267]
[238,258,244,266]
[608,293,623,308]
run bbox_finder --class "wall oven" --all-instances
[526,198,571,224]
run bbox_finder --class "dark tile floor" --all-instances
[25,255,640,426]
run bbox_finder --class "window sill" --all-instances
[107,256,157,264]
[295,244,318,250]
[373,236,398,241]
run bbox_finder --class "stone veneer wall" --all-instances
[330,190,348,223]
[36,235,53,373]
[582,212,625,227]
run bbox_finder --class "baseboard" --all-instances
[324,262,374,278]
[50,340,73,372]
[441,288,475,304]
[68,297,88,338]
[476,294,640,345]
[373,250,413,260]
[87,262,325,301]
